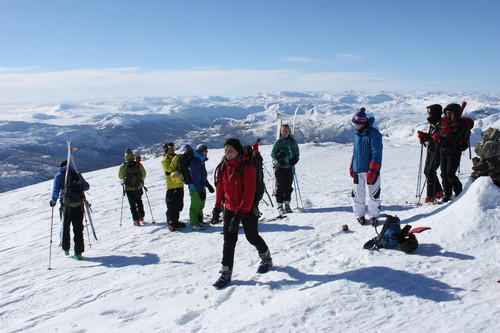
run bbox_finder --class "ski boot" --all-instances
[357,216,366,225]
[257,250,273,273]
[277,203,286,217]
[284,201,293,214]
[213,266,232,289]
[370,217,378,227]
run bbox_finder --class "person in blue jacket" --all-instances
[349,108,383,226]
[188,144,214,231]
[50,159,90,260]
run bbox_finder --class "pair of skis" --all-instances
[63,140,98,241]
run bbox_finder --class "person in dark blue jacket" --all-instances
[349,108,383,226]
[188,144,214,231]
[50,160,90,260]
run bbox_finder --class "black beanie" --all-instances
[224,138,244,155]
[444,103,462,116]
[427,104,443,118]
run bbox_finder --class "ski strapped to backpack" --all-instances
[363,214,430,253]
[214,139,273,215]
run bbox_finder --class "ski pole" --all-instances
[120,183,125,227]
[48,206,54,270]
[143,185,156,223]
[415,144,424,202]
[292,166,304,210]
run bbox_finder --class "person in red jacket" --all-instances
[211,138,272,289]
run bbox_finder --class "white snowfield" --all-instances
[1,140,499,332]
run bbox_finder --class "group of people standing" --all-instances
[49,104,466,287]
[417,103,467,203]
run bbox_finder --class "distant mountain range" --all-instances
[1,91,499,192]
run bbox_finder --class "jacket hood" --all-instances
[193,149,208,162]
[125,152,136,162]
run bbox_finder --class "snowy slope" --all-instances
[1,141,499,332]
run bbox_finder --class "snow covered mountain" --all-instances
[1,140,499,332]
[1,90,499,192]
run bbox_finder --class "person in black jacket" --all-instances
[433,103,466,202]
[417,104,444,203]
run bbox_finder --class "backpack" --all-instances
[63,170,84,207]
[124,160,142,189]
[214,140,266,215]
[459,116,474,151]
[363,215,431,253]
[179,145,195,185]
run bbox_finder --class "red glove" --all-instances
[367,161,380,184]
[432,133,441,142]
[417,131,428,144]
[349,162,354,178]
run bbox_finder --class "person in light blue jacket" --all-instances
[349,108,383,226]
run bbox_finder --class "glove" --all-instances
[367,161,380,184]
[276,151,286,160]
[199,191,206,201]
[349,162,354,178]
[205,182,215,193]
[49,200,56,207]
[432,133,441,142]
[417,131,428,145]
[289,157,298,165]
[211,208,221,224]
[228,212,244,233]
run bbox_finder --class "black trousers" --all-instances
[61,204,85,255]
[274,167,294,203]
[126,189,145,221]
[424,147,443,198]
[221,210,268,270]
[440,151,463,196]
[166,187,184,221]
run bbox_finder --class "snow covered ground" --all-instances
[1,140,499,332]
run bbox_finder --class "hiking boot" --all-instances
[424,197,433,203]
[63,250,69,256]
[174,220,186,228]
[133,220,141,226]
[213,266,232,289]
[370,217,378,227]
[167,222,176,231]
[257,250,273,274]
[441,195,452,203]
[284,201,293,214]
[357,216,366,225]
[74,254,82,260]
[277,204,286,216]
[433,191,443,200]
[191,224,205,231]
[139,216,145,222]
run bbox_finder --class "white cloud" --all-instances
[281,57,318,63]
[0,67,486,103]
[337,53,363,63]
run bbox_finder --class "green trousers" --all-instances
[189,190,206,226]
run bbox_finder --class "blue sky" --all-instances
[0,0,498,102]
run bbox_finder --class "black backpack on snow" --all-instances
[179,145,195,185]
[63,170,84,207]
[214,140,267,216]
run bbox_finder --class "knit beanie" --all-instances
[352,107,367,125]
[224,138,244,155]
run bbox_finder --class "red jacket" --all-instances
[215,156,256,215]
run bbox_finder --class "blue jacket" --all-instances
[51,166,90,204]
[188,150,208,192]
[352,116,383,173]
